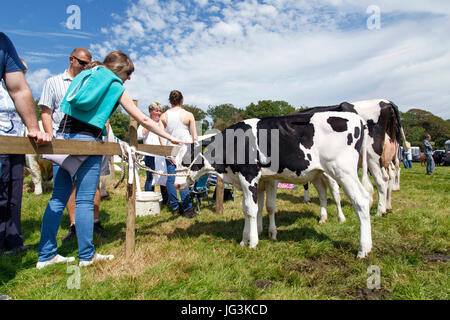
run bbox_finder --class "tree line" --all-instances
[109,99,306,141]
[35,99,449,149]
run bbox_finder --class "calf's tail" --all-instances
[360,121,374,208]
[390,101,411,150]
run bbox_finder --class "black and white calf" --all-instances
[172,111,374,258]
[263,99,409,227]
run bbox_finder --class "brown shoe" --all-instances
[4,245,32,255]
[182,207,197,219]
[62,224,77,242]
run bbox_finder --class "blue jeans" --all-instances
[407,160,412,168]
[38,133,102,262]
[165,159,192,211]
[426,155,435,174]
[402,158,408,168]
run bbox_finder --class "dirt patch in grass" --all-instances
[251,279,274,290]
[423,253,450,263]
[352,288,393,300]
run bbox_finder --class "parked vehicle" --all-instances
[444,140,450,166]
[410,146,421,162]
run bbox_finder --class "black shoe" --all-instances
[171,205,184,216]
[62,224,77,242]
[94,221,109,238]
[4,245,32,255]
[182,207,197,219]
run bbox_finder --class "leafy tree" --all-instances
[182,104,209,133]
[244,100,296,119]
[34,98,41,120]
[207,104,244,131]
[110,108,130,142]
[207,103,243,123]
[183,104,207,122]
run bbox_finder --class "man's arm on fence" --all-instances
[3,71,51,145]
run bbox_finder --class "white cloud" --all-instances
[194,0,208,7]
[89,0,450,119]
[26,68,52,96]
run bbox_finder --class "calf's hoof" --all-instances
[268,230,277,241]
[249,242,258,249]
[357,250,371,259]
[375,211,386,217]
[338,217,346,224]
[357,245,372,259]
[318,218,328,225]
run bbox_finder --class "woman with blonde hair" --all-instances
[137,101,169,205]
[161,90,197,219]
[37,51,184,269]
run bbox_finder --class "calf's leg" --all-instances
[239,176,260,249]
[324,173,346,223]
[328,171,372,258]
[265,180,278,241]
[311,176,329,225]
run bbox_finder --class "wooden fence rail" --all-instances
[0,136,175,157]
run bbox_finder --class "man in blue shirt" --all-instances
[0,33,50,144]
[0,32,51,255]
[423,134,435,175]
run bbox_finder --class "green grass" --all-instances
[1,163,449,300]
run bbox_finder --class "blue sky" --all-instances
[1,0,126,72]
[1,0,449,119]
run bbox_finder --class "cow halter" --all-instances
[174,151,206,181]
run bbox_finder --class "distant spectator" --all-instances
[401,148,408,168]
[423,134,435,175]
[406,147,412,168]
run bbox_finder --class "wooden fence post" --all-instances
[125,100,138,258]
[215,177,224,215]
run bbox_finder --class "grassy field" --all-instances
[0,163,448,300]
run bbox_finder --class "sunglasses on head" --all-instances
[71,56,89,67]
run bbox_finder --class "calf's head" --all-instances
[172,139,213,190]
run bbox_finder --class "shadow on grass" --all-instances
[0,209,128,287]
[277,192,353,209]
[162,209,354,253]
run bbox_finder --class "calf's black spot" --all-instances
[354,121,364,152]
[347,133,353,145]
[327,117,348,132]
[248,185,258,203]
[354,126,360,139]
